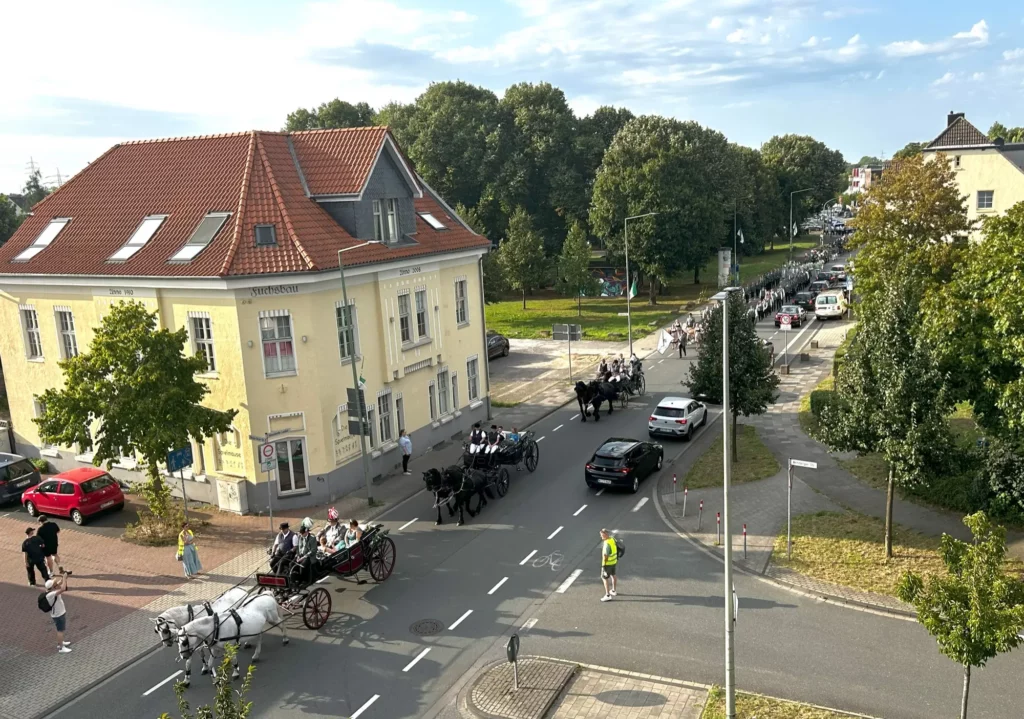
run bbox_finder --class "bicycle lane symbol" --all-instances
[531,550,563,572]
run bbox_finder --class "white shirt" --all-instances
[47,591,66,618]
[399,435,412,455]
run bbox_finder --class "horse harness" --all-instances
[210,608,245,645]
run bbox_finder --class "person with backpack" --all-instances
[599,528,624,602]
[40,572,71,653]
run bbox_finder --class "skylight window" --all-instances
[169,212,231,262]
[419,212,447,230]
[12,218,71,262]
[109,215,167,262]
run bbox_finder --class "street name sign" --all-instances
[790,459,818,469]
[552,323,582,341]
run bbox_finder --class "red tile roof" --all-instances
[0,128,489,279]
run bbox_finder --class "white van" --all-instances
[815,289,847,320]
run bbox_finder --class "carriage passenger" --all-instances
[345,520,367,585]
[318,507,345,550]
[505,427,520,444]
[598,358,609,377]
[468,422,486,454]
[294,524,318,583]
[484,425,502,463]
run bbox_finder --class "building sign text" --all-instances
[251,285,300,297]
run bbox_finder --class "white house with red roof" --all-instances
[0,127,492,512]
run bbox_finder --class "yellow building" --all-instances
[0,128,492,513]
[923,112,1024,240]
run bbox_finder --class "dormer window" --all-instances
[109,215,167,262]
[169,212,231,262]
[419,212,447,230]
[373,199,400,243]
[13,218,71,262]
[255,224,277,247]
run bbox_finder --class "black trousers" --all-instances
[26,557,49,585]
[402,454,410,472]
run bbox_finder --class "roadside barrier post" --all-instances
[698,500,704,531]
[682,486,688,517]
[787,460,792,560]
[673,474,677,506]
[716,512,721,545]
[743,524,747,560]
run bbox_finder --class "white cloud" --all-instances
[1004,48,1024,60]
[823,7,869,20]
[727,28,751,44]
[802,35,819,48]
[884,19,989,57]
[708,16,724,30]
[876,70,885,80]
[932,72,956,86]
[837,34,864,59]
[972,71,985,80]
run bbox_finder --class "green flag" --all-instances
[629,278,638,299]
[358,373,366,390]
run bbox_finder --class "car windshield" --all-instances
[591,455,625,467]
[654,406,685,418]
[0,459,35,482]
[796,293,814,301]
[781,306,800,314]
[80,474,116,493]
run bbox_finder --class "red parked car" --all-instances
[22,467,125,525]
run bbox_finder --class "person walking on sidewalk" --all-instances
[37,515,66,576]
[177,521,203,579]
[23,526,49,587]
[399,429,412,475]
[44,573,72,653]
[599,528,618,602]
[678,330,687,359]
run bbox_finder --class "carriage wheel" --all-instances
[524,441,539,472]
[302,587,332,630]
[496,468,510,497]
[369,536,397,582]
[637,374,646,396]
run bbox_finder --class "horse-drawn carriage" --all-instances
[463,430,540,473]
[255,523,396,630]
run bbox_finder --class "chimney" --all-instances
[948,111,965,127]
[994,137,1005,147]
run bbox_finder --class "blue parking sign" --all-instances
[167,446,194,473]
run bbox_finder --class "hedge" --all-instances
[810,389,836,417]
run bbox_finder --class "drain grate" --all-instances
[410,619,444,636]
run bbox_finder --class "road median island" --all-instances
[701,684,879,719]
[683,424,780,489]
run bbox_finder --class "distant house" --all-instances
[922,112,1024,240]
[846,164,885,195]
[2,195,25,216]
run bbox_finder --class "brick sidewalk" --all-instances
[551,667,705,719]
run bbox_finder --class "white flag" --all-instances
[657,329,672,355]
[737,228,745,244]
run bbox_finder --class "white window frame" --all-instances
[21,306,42,360]
[274,436,309,495]
[109,215,167,262]
[386,199,399,242]
[54,308,78,359]
[259,312,297,377]
[398,291,412,344]
[953,155,961,169]
[170,212,231,262]
[451,372,459,412]
[455,278,469,325]
[437,367,451,416]
[415,288,429,339]
[189,313,217,374]
[34,398,56,452]
[467,357,480,401]
[366,405,378,449]
[377,390,393,445]
[419,212,446,230]
[373,200,384,242]
[977,190,994,210]
[335,301,359,362]
[13,218,71,262]
[395,394,405,434]
[428,381,437,421]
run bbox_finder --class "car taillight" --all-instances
[586,464,594,470]
[676,419,688,425]
[619,468,629,473]
[649,415,656,421]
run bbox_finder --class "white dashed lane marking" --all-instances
[351,695,380,719]
[520,550,538,565]
[548,526,563,540]
[573,505,587,516]
[632,497,648,512]
[398,518,417,531]
[553,424,563,432]
[557,569,583,594]
[402,648,431,672]
[488,577,509,595]
[448,609,473,630]
[143,671,182,697]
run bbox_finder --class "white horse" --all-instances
[152,587,250,681]
[176,594,288,684]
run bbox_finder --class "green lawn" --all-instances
[486,238,819,340]
[683,424,780,489]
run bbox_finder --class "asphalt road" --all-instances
[52,288,1022,719]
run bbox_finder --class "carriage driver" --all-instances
[468,422,486,454]
[270,522,298,574]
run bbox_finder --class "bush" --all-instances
[980,437,1024,520]
[160,643,254,719]
[123,506,186,546]
[809,389,835,417]
[29,458,51,474]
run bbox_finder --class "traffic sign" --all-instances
[167,446,193,473]
[506,633,520,663]
[790,459,818,469]
[259,442,277,472]
[552,323,582,341]
[779,316,791,330]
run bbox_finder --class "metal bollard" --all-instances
[698,500,704,530]
[682,486,688,517]
[743,524,747,559]
[673,474,677,506]
[716,512,721,545]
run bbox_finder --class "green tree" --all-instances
[855,155,883,166]
[893,141,924,160]
[850,152,971,307]
[557,221,598,315]
[35,302,236,519]
[591,115,734,299]
[373,101,418,140]
[576,106,635,197]
[761,134,847,245]
[819,275,951,558]
[0,195,23,245]
[160,644,254,719]
[687,293,779,461]
[988,122,1024,143]
[284,99,375,130]
[897,512,1024,719]
[731,145,784,256]
[497,207,545,309]
[926,202,1024,436]
[22,168,51,209]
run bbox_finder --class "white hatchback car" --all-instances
[648,397,708,441]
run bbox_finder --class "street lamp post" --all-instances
[339,241,384,505]
[789,188,813,263]
[623,212,658,357]
[821,198,838,247]
[712,286,740,719]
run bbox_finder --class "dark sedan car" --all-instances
[487,331,510,360]
[585,438,663,494]
[794,291,817,313]
[0,453,41,505]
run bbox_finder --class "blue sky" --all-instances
[2,0,1023,192]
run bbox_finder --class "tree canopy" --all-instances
[35,302,236,517]
[987,121,1024,143]
[761,134,847,228]
[557,221,598,315]
[22,169,51,209]
[893,141,925,160]
[0,195,22,245]
[497,207,545,309]
[284,99,376,131]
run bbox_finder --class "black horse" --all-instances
[574,380,618,422]
[422,466,493,526]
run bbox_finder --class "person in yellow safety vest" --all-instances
[599,528,618,602]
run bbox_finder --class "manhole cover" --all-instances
[410,619,444,636]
